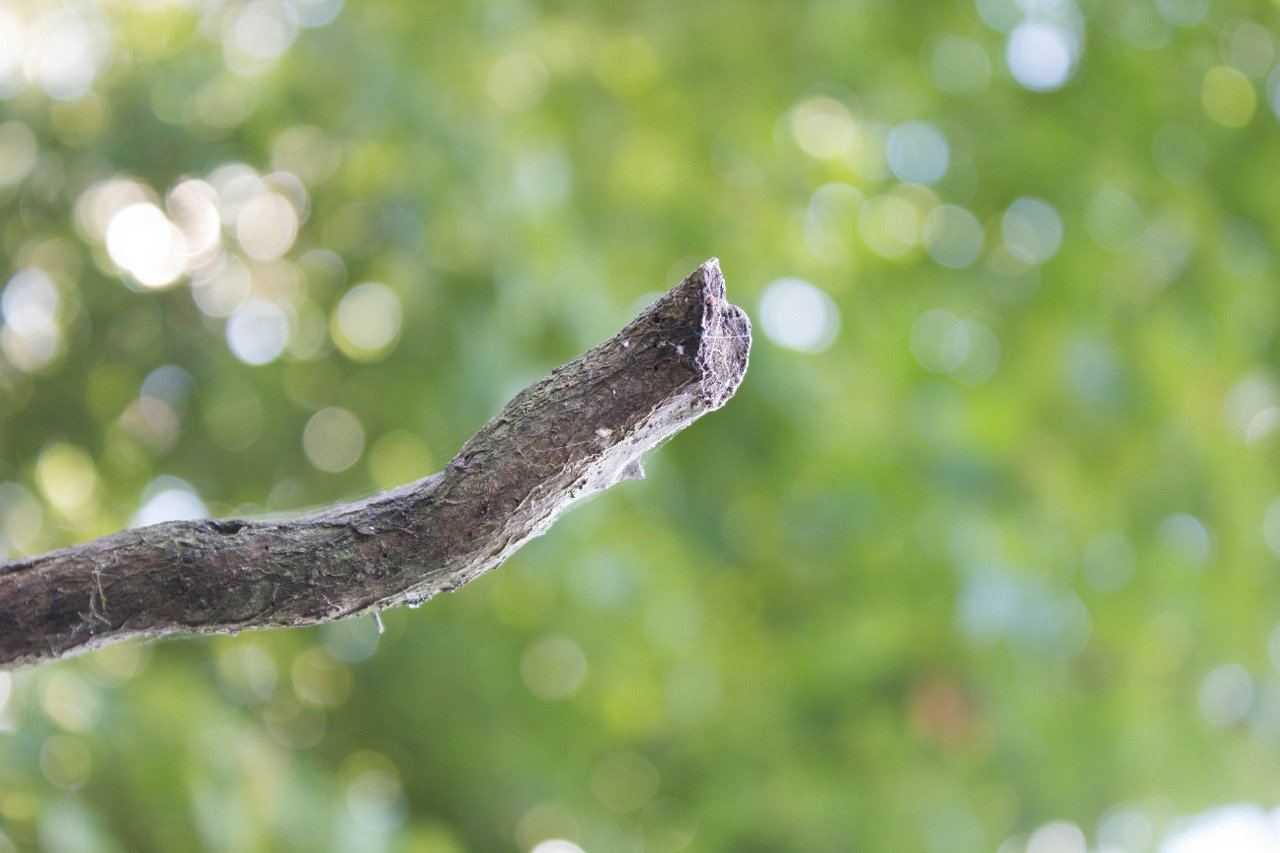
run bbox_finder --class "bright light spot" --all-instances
[1199,665,1256,727]
[266,169,310,215]
[0,7,24,97]
[0,672,9,716]
[1202,65,1256,128]
[910,309,1001,385]
[1026,821,1086,853]
[105,203,187,288]
[1081,532,1136,593]
[332,282,401,361]
[226,299,290,365]
[346,771,408,833]
[923,204,984,268]
[166,180,221,265]
[1157,513,1213,568]
[1006,22,1076,91]
[191,254,252,317]
[758,278,840,354]
[789,96,856,160]
[887,121,949,184]
[36,442,97,516]
[1086,188,1144,253]
[1156,0,1209,28]
[531,842,585,853]
[223,0,298,76]
[303,407,365,473]
[487,52,549,111]
[521,635,587,700]
[591,750,660,813]
[1002,196,1063,264]
[25,8,106,101]
[236,192,298,260]
[0,121,37,186]
[131,477,207,527]
[211,163,266,223]
[923,35,991,95]
[75,177,153,244]
[1,267,61,372]
[235,1,297,59]
[1160,805,1280,853]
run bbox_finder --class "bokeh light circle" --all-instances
[1006,22,1076,92]
[226,300,290,365]
[303,407,366,473]
[758,278,840,353]
[332,282,402,361]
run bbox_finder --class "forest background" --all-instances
[2,0,1280,851]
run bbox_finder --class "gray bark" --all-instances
[0,259,750,668]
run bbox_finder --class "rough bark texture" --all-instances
[0,259,750,669]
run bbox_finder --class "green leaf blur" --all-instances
[2,0,1280,851]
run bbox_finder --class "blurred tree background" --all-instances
[3,0,1280,850]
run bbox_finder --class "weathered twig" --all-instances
[0,259,750,668]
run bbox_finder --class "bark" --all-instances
[0,259,750,669]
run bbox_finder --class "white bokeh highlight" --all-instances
[303,407,365,473]
[226,300,290,365]
[758,278,840,354]
[1006,21,1077,91]
[105,203,188,288]
[131,477,208,528]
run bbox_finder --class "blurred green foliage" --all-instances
[4,0,1280,851]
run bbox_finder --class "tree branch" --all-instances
[0,259,751,668]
